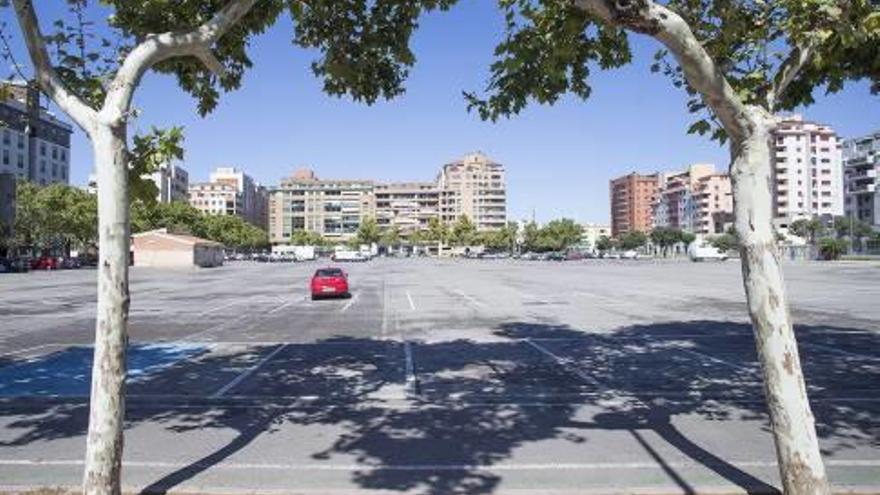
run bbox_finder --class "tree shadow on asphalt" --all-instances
[0,321,878,494]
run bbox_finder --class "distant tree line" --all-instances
[6,181,268,254]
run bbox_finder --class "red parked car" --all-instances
[31,256,59,270]
[310,267,350,300]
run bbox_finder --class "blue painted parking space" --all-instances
[0,343,208,397]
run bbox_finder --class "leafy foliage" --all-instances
[450,215,477,246]
[356,216,381,245]
[618,230,647,250]
[521,218,582,252]
[130,200,268,249]
[13,180,97,251]
[128,126,185,204]
[467,0,879,141]
[789,217,825,244]
[466,0,631,120]
[817,236,848,260]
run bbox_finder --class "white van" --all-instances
[688,241,729,262]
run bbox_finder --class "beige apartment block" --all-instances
[189,182,239,216]
[269,169,375,244]
[209,167,269,229]
[374,182,440,235]
[437,152,507,230]
[772,115,844,228]
[580,223,611,250]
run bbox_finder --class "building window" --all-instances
[17,154,24,169]
[40,143,46,156]
[51,147,58,160]
[16,134,23,149]
[2,130,8,145]
[2,149,8,165]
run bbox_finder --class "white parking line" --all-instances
[340,292,359,313]
[406,291,416,311]
[1,458,875,470]
[675,347,756,374]
[524,339,604,388]
[211,344,288,398]
[454,289,484,308]
[804,342,880,361]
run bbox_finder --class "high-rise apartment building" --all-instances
[0,81,72,186]
[843,130,880,228]
[609,172,660,237]
[268,169,375,244]
[374,182,440,235]
[437,152,507,230]
[771,115,843,228]
[208,167,268,229]
[149,163,189,203]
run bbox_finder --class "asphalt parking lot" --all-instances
[0,258,878,494]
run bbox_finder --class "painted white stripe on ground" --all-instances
[210,344,288,398]
[340,292,359,313]
[524,339,604,388]
[675,347,755,373]
[0,458,876,470]
[406,291,416,311]
[804,342,880,361]
[454,289,484,308]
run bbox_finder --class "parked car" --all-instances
[310,267,350,300]
[59,257,82,269]
[332,250,369,262]
[688,241,729,262]
[31,256,59,270]
[621,250,639,260]
[565,250,584,261]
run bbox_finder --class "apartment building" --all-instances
[268,169,375,244]
[771,115,844,228]
[693,173,734,235]
[189,182,240,216]
[209,167,269,229]
[437,152,507,230]
[149,163,189,203]
[652,163,732,236]
[580,223,611,249]
[843,130,880,228]
[0,81,72,186]
[609,172,660,237]
[374,182,440,235]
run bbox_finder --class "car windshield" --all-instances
[315,269,343,277]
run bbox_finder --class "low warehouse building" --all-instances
[132,229,224,268]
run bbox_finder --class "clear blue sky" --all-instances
[5,1,878,223]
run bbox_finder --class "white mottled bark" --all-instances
[572,2,831,493]
[83,123,130,495]
[11,1,262,494]
[731,112,830,495]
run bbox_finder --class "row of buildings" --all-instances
[610,116,880,238]
[129,151,508,244]
[267,152,507,243]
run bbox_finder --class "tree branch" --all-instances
[11,0,98,134]
[768,42,814,110]
[101,0,258,125]
[574,0,755,143]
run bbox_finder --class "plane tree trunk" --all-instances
[730,110,830,495]
[82,123,130,495]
